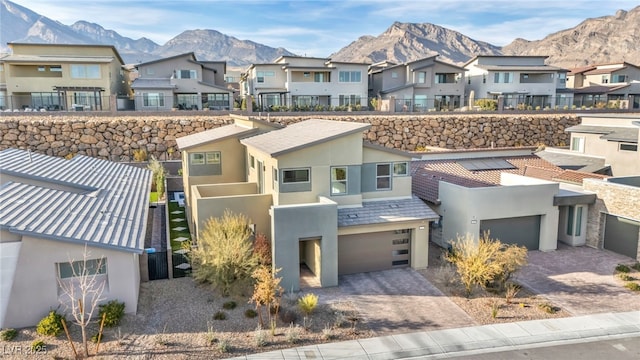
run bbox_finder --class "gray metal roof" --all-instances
[536,150,608,173]
[338,196,439,227]
[176,124,258,150]
[0,149,151,253]
[565,125,638,143]
[240,119,371,157]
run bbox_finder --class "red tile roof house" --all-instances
[411,147,608,251]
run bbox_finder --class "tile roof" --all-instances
[176,124,258,150]
[0,149,151,253]
[411,155,607,204]
[337,197,439,227]
[240,119,371,157]
[583,66,627,75]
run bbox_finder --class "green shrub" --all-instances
[99,300,126,327]
[538,303,559,314]
[632,263,640,271]
[1,328,18,341]
[244,309,258,318]
[624,283,640,291]
[213,311,227,320]
[36,310,64,336]
[91,333,100,344]
[616,264,631,273]
[298,293,318,316]
[222,301,237,310]
[475,99,497,111]
[31,339,46,352]
[618,273,636,281]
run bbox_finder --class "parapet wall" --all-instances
[0,113,581,160]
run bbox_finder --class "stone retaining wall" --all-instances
[0,113,581,160]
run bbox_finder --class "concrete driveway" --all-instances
[306,267,475,335]
[517,244,640,316]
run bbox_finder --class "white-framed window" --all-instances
[283,168,310,183]
[331,166,348,195]
[206,152,221,164]
[566,206,583,236]
[190,153,205,165]
[175,69,197,79]
[393,162,408,176]
[50,65,62,72]
[571,137,585,153]
[601,75,609,84]
[339,71,361,82]
[143,93,164,107]
[376,163,391,190]
[619,143,638,152]
[58,258,107,279]
[70,64,100,79]
[38,66,46,72]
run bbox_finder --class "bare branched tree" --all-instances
[57,245,107,357]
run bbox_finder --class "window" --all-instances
[392,260,409,266]
[571,137,585,152]
[376,163,391,190]
[176,69,197,79]
[331,167,348,195]
[417,72,427,83]
[273,167,278,189]
[38,66,46,72]
[566,206,574,235]
[145,68,155,75]
[612,74,627,83]
[393,162,408,176]
[339,71,361,82]
[74,92,98,107]
[620,143,638,152]
[493,72,513,83]
[58,258,106,279]
[143,93,164,107]
[283,168,310,183]
[314,72,328,82]
[575,206,582,236]
[249,155,255,169]
[601,75,609,84]
[70,64,100,79]
[391,72,398,79]
[206,152,221,164]
[256,71,275,83]
[392,238,409,245]
[190,153,205,165]
[392,249,409,256]
[50,65,62,72]
[339,95,361,106]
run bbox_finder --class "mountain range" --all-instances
[1,0,638,69]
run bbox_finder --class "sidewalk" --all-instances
[229,311,640,359]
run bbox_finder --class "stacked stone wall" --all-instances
[0,113,581,161]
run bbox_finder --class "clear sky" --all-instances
[12,0,639,57]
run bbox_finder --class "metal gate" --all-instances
[148,251,169,280]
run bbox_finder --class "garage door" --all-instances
[338,230,411,275]
[604,215,640,259]
[480,216,540,250]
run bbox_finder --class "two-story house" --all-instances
[368,56,466,112]
[566,114,640,176]
[464,56,569,109]
[1,43,129,111]
[240,56,369,111]
[567,62,640,109]
[131,52,233,111]
[177,115,438,291]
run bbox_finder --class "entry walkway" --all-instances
[230,311,640,359]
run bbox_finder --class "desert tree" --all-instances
[57,245,107,357]
[191,210,258,296]
[253,233,272,266]
[250,266,283,329]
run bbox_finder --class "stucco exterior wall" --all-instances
[439,174,559,251]
[271,198,338,291]
[4,236,139,328]
[583,178,640,257]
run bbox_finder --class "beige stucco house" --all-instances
[566,114,640,176]
[567,62,640,109]
[463,55,569,109]
[131,52,233,111]
[1,43,129,111]
[240,56,370,111]
[0,149,150,328]
[177,116,438,291]
[368,56,466,112]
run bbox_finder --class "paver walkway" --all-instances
[305,268,475,335]
[517,244,640,315]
